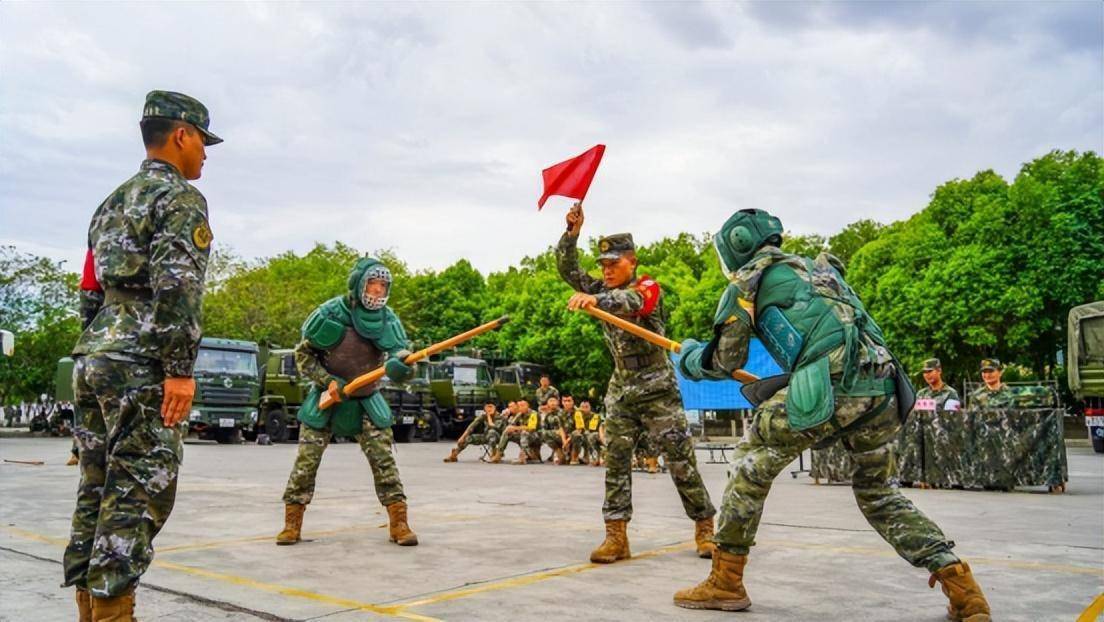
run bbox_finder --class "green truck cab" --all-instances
[251,347,310,443]
[492,361,546,405]
[188,337,262,443]
[1068,301,1104,453]
[429,356,497,439]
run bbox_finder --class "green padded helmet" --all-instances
[713,208,784,278]
[347,256,392,311]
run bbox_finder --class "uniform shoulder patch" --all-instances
[192,221,213,250]
[634,275,661,317]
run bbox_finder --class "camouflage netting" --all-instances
[810,408,1068,488]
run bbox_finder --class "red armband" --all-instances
[80,248,102,292]
[634,275,660,317]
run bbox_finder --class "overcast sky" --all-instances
[1,2,1100,275]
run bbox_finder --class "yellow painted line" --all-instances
[0,525,68,547]
[395,541,696,609]
[759,538,1104,577]
[1077,593,1104,622]
[152,559,440,621]
[0,524,438,621]
[158,522,385,554]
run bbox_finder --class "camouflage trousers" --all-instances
[716,388,960,572]
[282,418,404,507]
[63,353,181,598]
[571,430,600,461]
[525,429,564,452]
[603,389,715,522]
[458,430,501,453]
[495,427,532,454]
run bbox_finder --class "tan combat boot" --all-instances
[489,450,503,464]
[67,454,80,466]
[513,451,528,465]
[553,447,565,464]
[589,519,631,563]
[694,517,716,559]
[569,445,581,465]
[276,503,305,545]
[673,549,751,611]
[646,457,660,474]
[929,561,991,622]
[386,501,418,546]
[91,590,135,622]
[443,448,459,463]
[76,588,92,622]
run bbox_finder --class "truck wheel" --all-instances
[266,410,289,443]
[394,423,416,443]
[416,411,441,443]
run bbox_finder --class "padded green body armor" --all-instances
[297,296,408,436]
[748,257,896,430]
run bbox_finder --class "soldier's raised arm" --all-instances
[149,192,211,378]
[556,202,603,294]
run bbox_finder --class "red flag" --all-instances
[80,248,102,292]
[537,144,605,209]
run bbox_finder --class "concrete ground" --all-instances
[1,436,1101,622]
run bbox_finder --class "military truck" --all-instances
[492,361,546,405]
[246,347,310,443]
[380,362,442,442]
[188,337,262,443]
[1068,301,1104,453]
[427,356,497,439]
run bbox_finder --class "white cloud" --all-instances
[0,1,1100,276]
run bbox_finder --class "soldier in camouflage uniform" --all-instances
[579,400,605,466]
[277,257,418,547]
[527,396,570,464]
[556,202,716,563]
[969,358,1015,409]
[535,374,560,410]
[490,399,537,463]
[443,402,505,462]
[900,358,961,487]
[673,209,990,621]
[63,91,221,621]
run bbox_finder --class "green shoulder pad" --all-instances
[302,297,348,349]
[375,307,409,353]
[714,284,751,329]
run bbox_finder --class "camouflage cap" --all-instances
[922,358,942,371]
[597,233,635,261]
[142,90,223,146]
[979,358,1002,371]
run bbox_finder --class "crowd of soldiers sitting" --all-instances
[442,377,663,472]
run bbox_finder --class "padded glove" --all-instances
[384,351,414,382]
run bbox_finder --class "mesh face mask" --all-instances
[359,265,392,310]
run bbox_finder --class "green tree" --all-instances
[0,247,81,404]
[202,242,362,346]
[828,219,885,266]
[849,150,1104,383]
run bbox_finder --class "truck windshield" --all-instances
[453,366,488,385]
[195,348,257,376]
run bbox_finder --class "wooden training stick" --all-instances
[319,316,510,410]
[578,305,760,384]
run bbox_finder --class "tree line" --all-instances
[2,150,1100,403]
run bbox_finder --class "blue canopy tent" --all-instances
[673,338,783,410]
